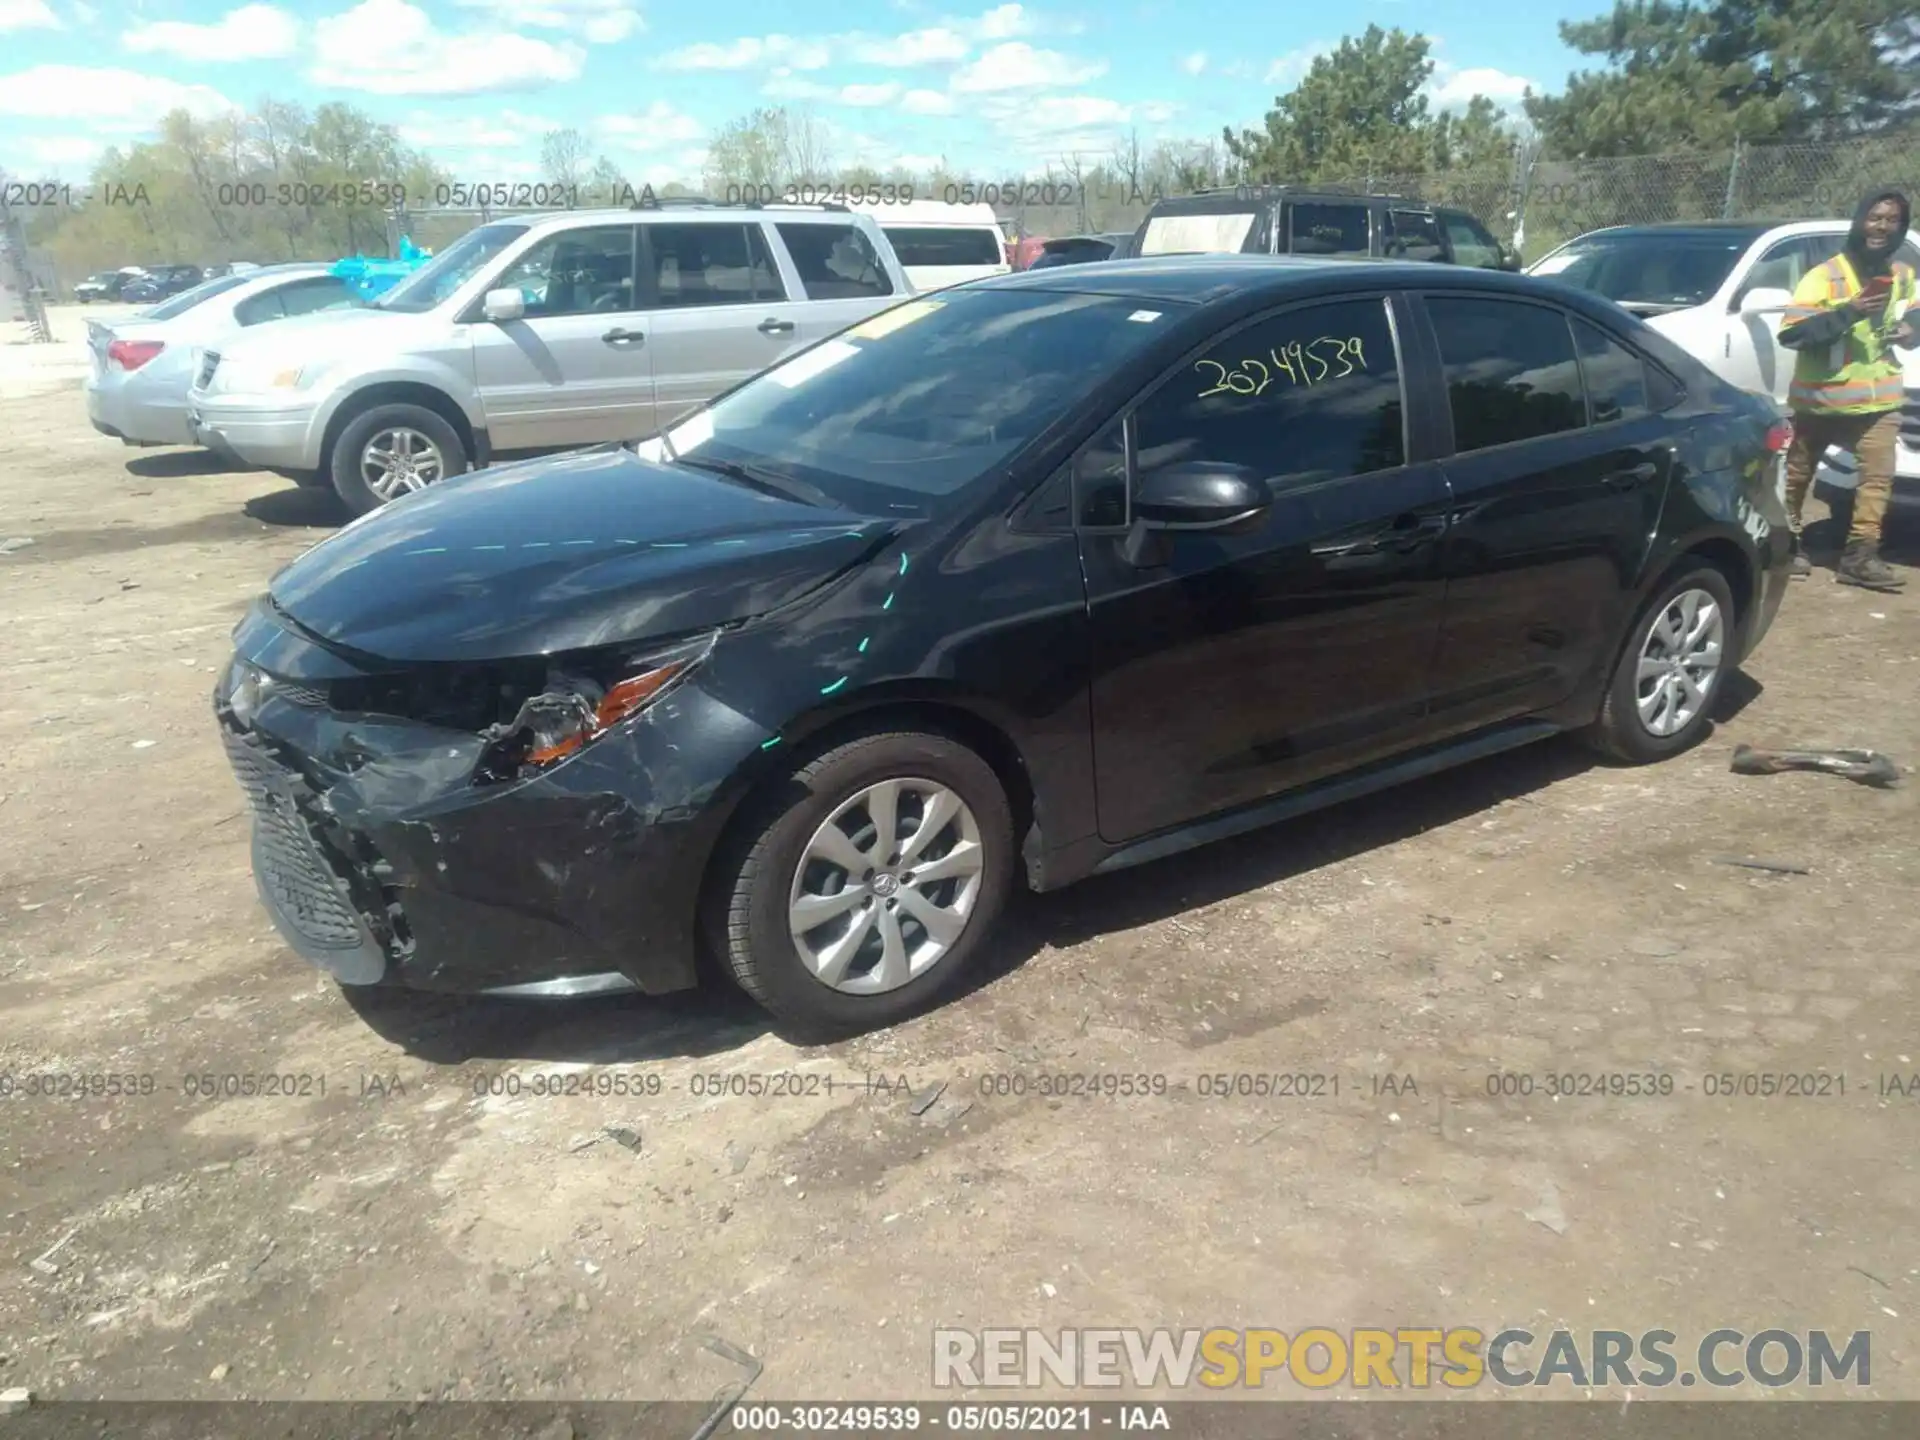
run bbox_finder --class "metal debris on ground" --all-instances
[1729,744,1901,788]
[910,1081,947,1117]
[1712,857,1812,875]
[0,537,33,555]
[602,1125,643,1153]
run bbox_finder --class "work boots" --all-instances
[1835,541,1905,592]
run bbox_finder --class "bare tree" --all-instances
[540,127,593,191]
[781,105,832,186]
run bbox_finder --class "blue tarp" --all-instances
[330,236,431,299]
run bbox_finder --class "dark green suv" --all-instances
[1131,186,1516,268]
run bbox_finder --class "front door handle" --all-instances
[1604,462,1660,490]
[758,317,796,334]
[602,328,644,346]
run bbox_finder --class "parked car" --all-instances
[74,267,147,303]
[1526,219,1920,522]
[1024,232,1137,269]
[121,265,204,303]
[203,262,263,279]
[846,198,1010,290]
[186,201,911,514]
[1131,187,1516,269]
[86,264,362,448]
[212,255,1791,1030]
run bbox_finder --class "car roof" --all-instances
[502,204,882,229]
[1143,189,1429,215]
[984,252,1525,306]
[1567,221,1821,242]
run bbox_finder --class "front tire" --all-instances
[329,403,467,516]
[708,727,1015,1032]
[1580,564,1736,764]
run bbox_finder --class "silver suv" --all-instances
[185,201,911,513]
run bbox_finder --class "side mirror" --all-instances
[482,287,525,322]
[1134,462,1271,530]
[1736,286,1792,316]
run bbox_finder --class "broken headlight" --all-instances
[473,630,717,784]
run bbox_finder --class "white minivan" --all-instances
[848,199,1010,290]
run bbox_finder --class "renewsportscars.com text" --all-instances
[932,1327,1871,1390]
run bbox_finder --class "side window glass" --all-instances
[1131,297,1405,497]
[1442,214,1502,268]
[1386,210,1444,261]
[1572,318,1650,425]
[277,278,355,317]
[775,222,894,300]
[233,289,286,326]
[495,225,636,318]
[1287,203,1370,257]
[1741,239,1810,299]
[1073,418,1128,528]
[1428,296,1586,453]
[648,224,775,309]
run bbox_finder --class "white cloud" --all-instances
[848,25,967,64]
[653,34,831,70]
[972,3,1031,39]
[434,148,542,179]
[1138,100,1177,123]
[889,151,946,173]
[0,65,234,129]
[1265,41,1333,85]
[452,0,643,44]
[69,0,95,20]
[839,82,903,106]
[311,0,584,94]
[1426,62,1538,109]
[762,71,835,100]
[12,133,105,171]
[0,0,57,29]
[950,41,1105,93]
[900,88,955,115]
[123,4,299,61]
[397,107,558,151]
[1181,52,1206,76]
[596,101,706,148]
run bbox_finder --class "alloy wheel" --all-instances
[1635,587,1724,738]
[786,777,986,994]
[360,426,445,502]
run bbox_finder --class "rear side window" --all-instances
[648,223,786,307]
[236,275,357,325]
[775,222,894,300]
[1131,296,1406,495]
[1387,210,1444,262]
[144,272,250,319]
[1287,202,1370,257]
[1441,213,1503,269]
[1427,296,1586,452]
[883,227,1004,267]
[1572,318,1650,424]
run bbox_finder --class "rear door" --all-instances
[469,222,656,449]
[1385,208,1446,261]
[1412,291,1673,736]
[772,218,901,346]
[641,220,808,430]
[1082,291,1455,842]
[1283,199,1373,259]
[1438,211,1505,269]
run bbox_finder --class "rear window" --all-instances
[1139,212,1257,256]
[883,226,1005,267]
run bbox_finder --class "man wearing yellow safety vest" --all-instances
[1779,188,1917,593]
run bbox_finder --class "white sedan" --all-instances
[85,263,361,448]
[1527,219,1920,516]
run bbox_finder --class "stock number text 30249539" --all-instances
[1195,335,1371,399]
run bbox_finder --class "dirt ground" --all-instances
[4,304,1920,1409]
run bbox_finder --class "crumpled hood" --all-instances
[269,446,900,664]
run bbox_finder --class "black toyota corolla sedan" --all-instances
[215,256,1792,1030]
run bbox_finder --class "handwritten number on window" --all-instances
[1195,335,1366,399]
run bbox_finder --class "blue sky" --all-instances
[0,0,1612,185]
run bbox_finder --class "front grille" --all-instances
[272,681,330,708]
[1902,389,1919,451]
[197,349,219,389]
[222,727,367,950]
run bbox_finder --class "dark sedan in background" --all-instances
[1023,232,1138,269]
[215,257,1791,1031]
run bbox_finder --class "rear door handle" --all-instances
[1604,462,1660,490]
[758,317,796,334]
[1384,512,1448,550]
[602,328,644,346]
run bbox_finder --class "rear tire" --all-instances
[329,403,467,516]
[1579,564,1736,764]
[706,727,1015,1033]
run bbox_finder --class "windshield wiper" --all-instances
[673,455,844,511]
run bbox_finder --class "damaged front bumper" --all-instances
[213,598,765,995]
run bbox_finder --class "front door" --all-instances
[768,218,903,347]
[469,223,656,450]
[1416,293,1671,734]
[1723,235,1823,402]
[1082,293,1453,844]
[640,221,812,431]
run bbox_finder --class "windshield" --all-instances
[143,271,255,319]
[373,223,529,313]
[1528,231,1764,309]
[1140,212,1256,256]
[646,288,1186,514]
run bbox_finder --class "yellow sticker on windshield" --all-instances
[848,299,944,341]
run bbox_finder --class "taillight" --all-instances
[108,339,164,371]
[1764,420,1791,453]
